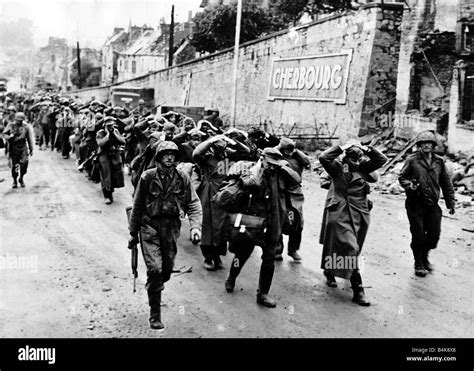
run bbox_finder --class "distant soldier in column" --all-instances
[128,141,202,330]
[204,108,224,132]
[398,130,455,277]
[2,112,34,188]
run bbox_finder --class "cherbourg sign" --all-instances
[268,49,353,104]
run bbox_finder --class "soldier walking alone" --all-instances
[2,112,34,188]
[398,130,455,277]
[128,141,202,330]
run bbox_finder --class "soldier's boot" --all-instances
[12,180,18,188]
[149,293,165,330]
[256,292,277,308]
[213,255,224,270]
[18,176,25,187]
[421,249,433,272]
[350,271,370,307]
[414,250,427,277]
[323,269,337,288]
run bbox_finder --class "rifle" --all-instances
[78,149,97,172]
[125,206,139,293]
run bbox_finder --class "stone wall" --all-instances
[66,3,404,143]
[68,85,109,102]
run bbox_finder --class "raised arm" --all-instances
[318,145,343,178]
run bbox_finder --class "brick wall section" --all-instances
[67,3,404,142]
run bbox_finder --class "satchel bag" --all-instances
[227,212,267,250]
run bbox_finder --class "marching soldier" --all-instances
[128,141,202,330]
[398,130,455,277]
[224,148,301,308]
[319,140,387,306]
[2,112,34,188]
[96,117,126,204]
[274,137,311,262]
[193,134,250,271]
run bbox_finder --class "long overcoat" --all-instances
[319,145,387,279]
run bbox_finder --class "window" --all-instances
[462,24,474,53]
[132,60,136,73]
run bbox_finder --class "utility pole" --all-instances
[230,0,242,127]
[76,41,82,89]
[168,5,175,67]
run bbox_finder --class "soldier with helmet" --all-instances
[128,141,202,330]
[2,112,34,188]
[398,130,455,277]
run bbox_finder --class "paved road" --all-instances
[1,148,472,338]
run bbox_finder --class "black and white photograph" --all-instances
[0,0,472,368]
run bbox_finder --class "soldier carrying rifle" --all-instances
[128,141,202,330]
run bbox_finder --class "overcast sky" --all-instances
[0,0,203,48]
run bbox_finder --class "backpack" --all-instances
[212,178,246,213]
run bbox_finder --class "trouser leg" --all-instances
[406,205,425,269]
[275,235,284,256]
[258,241,277,295]
[41,124,50,147]
[288,227,302,254]
[424,205,441,251]
[11,159,19,180]
[422,205,441,269]
[200,245,213,261]
[140,220,179,307]
[228,235,255,279]
[19,162,28,180]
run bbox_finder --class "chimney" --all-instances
[188,11,193,23]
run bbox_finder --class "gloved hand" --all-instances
[190,228,201,245]
[449,207,455,215]
[128,232,139,249]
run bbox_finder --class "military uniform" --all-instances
[129,141,202,329]
[319,144,387,305]
[193,136,250,270]
[2,113,34,187]
[225,148,300,307]
[96,119,125,203]
[398,131,455,276]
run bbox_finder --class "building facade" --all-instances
[101,28,129,85]
[117,21,193,82]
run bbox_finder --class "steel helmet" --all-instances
[7,105,16,112]
[155,140,179,159]
[15,112,26,121]
[415,130,437,146]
